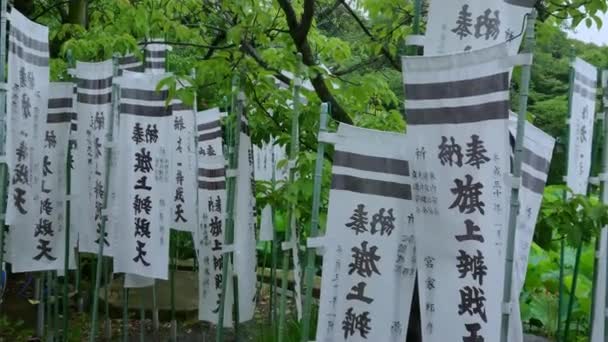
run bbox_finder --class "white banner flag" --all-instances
[508,113,555,341]
[5,9,50,270]
[403,43,517,342]
[234,114,257,322]
[169,100,197,233]
[195,108,233,325]
[316,123,416,342]
[424,0,534,55]
[71,60,114,256]
[113,72,172,280]
[592,228,608,342]
[567,57,597,195]
[118,54,143,75]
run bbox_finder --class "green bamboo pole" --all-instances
[89,54,120,342]
[300,103,328,341]
[500,10,536,342]
[170,235,177,341]
[557,47,577,341]
[122,288,129,342]
[54,271,60,341]
[278,54,303,342]
[0,0,8,316]
[152,280,159,333]
[564,239,585,342]
[36,275,45,338]
[216,76,242,342]
[268,140,279,335]
[588,73,604,339]
[47,272,54,341]
[140,301,145,342]
[602,70,608,342]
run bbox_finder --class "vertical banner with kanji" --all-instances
[170,99,197,233]
[424,0,534,55]
[508,113,555,341]
[195,108,233,325]
[567,57,597,195]
[72,60,114,256]
[403,43,515,342]
[113,72,171,279]
[254,138,288,241]
[234,114,257,322]
[315,123,416,342]
[5,9,50,270]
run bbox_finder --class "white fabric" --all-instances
[316,123,416,342]
[5,9,50,270]
[424,0,533,56]
[112,72,172,280]
[169,100,197,233]
[259,204,274,242]
[403,43,513,342]
[567,57,597,195]
[71,60,114,256]
[508,113,555,342]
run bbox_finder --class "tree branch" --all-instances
[295,0,315,45]
[32,0,70,21]
[332,56,383,76]
[240,42,291,85]
[339,0,401,71]
[277,0,353,124]
[139,40,235,50]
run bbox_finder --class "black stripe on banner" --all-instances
[77,77,112,90]
[71,112,77,120]
[47,112,72,123]
[198,180,226,190]
[522,171,546,194]
[503,0,536,7]
[121,88,169,101]
[406,101,509,125]
[331,174,412,200]
[405,72,508,100]
[334,150,410,176]
[198,120,221,131]
[573,83,597,101]
[575,72,597,89]
[48,98,72,109]
[198,129,222,142]
[241,121,249,135]
[145,50,166,58]
[523,148,551,174]
[71,123,77,131]
[173,102,192,111]
[77,92,112,104]
[10,27,49,52]
[198,168,226,178]
[8,42,48,67]
[120,55,140,65]
[120,103,171,117]
[145,61,165,69]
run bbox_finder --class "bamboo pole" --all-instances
[0,0,8,316]
[103,257,111,339]
[36,276,45,338]
[300,103,328,341]
[122,288,129,342]
[278,54,303,342]
[499,10,536,342]
[170,236,177,341]
[557,47,577,341]
[602,69,608,342]
[89,54,120,342]
[216,76,242,341]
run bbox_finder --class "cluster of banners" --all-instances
[2,8,260,326]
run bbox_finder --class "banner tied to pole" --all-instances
[567,57,597,195]
[113,72,172,280]
[234,113,258,322]
[195,108,233,325]
[508,113,555,342]
[144,38,167,74]
[424,0,535,55]
[316,123,416,342]
[71,60,114,256]
[254,138,288,241]
[169,96,197,233]
[5,9,50,270]
[402,42,521,342]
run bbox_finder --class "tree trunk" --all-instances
[13,0,35,16]
[68,0,87,26]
